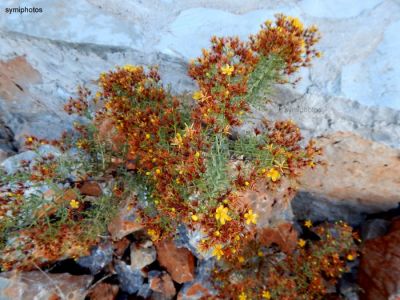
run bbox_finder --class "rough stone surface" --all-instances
[149,271,176,299]
[0,0,399,150]
[87,283,119,300]
[108,195,144,241]
[361,219,391,241]
[115,261,144,295]
[293,131,400,225]
[155,240,195,284]
[77,243,113,274]
[130,240,157,271]
[0,271,93,300]
[177,259,216,300]
[358,218,400,300]
[238,179,295,229]
[258,222,298,254]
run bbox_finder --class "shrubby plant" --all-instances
[0,14,359,299]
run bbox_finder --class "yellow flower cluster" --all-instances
[244,209,258,225]
[215,205,232,225]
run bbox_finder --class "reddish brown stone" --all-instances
[177,282,212,300]
[0,56,42,101]
[155,240,195,284]
[358,218,400,300]
[108,195,144,241]
[113,238,131,258]
[258,222,298,254]
[149,272,176,298]
[87,283,119,300]
[79,181,102,197]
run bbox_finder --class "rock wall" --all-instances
[0,0,399,158]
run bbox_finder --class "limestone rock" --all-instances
[149,271,176,299]
[155,240,195,284]
[87,283,119,300]
[293,132,400,225]
[237,179,295,229]
[108,196,144,241]
[115,261,143,295]
[358,218,400,300]
[258,222,298,254]
[77,243,113,274]
[130,240,157,271]
[0,271,92,300]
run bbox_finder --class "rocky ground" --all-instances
[0,0,400,299]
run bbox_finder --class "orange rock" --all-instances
[358,218,400,300]
[108,195,143,241]
[0,56,42,101]
[299,132,400,214]
[177,282,212,300]
[155,240,195,284]
[149,272,176,298]
[79,181,102,197]
[258,222,298,254]
[113,238,131,258]
[87,283,119,300]
[236,179,295,229]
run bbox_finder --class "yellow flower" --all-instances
[172,133,183,148]
[244,181,250,186]
[304,220,313,228]
[267,168,281,182]
[298,239,306,247]
[191,215,199,221]
[238,291,247,300]
[258,250,264,257]
[347,254,355,261]
[192,90,203,101]
[289,16,304,30]
[244,209,258,225]
[146,171,151,176]
[147,229,158,241]
[212,244,224,260]
[309,161,316,167]
[215,205,232,225]
[214,231,221,237]
[221,64,234,76]
[122,64,139,72]
[195,151,200,158]
[69,199,80,209]
[155,169,161,174]
[238,256,245,263]
[262,291,271,299]
[145,133,151,139]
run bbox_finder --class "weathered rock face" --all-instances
[108,195,144,241]
[238,179,295,229]
[358,218,400,300]
[130,240,157,271]
[155,240,195,284]
[0,0,400,154]
[87,283,119,300]
[149,270,176,299]
[293,131,400,225]
[0,271,93,300]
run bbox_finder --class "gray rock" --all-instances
[0,150,37,174]
[77,243,113,274]
[0,271,93,300]
[137,283,152,299]
[115,261,144,295]
[130,240,156,270]
[361,219,390,241]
